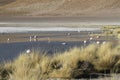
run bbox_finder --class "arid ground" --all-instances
[0,0,120,17]
[0,0,120,80]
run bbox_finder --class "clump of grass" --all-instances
[0,62,13,80]
[101,26,120,37]
[10,51,51,80]
[0,42,120,80]
[94,43,120,73]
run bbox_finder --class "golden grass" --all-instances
[102,26,120,35]
[0,42,120,80]
[92,26,120,39]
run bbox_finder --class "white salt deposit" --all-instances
[0,27,100,33]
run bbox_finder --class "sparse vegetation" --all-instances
[91,26,120,39]
[0,42,120,80]
[102,26,120,36]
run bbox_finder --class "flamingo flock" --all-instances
[5,32,107,47]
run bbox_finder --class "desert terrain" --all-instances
[0,0,120,80]
[0,0,120,17]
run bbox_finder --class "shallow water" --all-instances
[0,32,115,62]
[0,41,88,61]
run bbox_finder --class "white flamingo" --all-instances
[34,35,37,39]
[7,38,10,43]
[34,35,37,42]
[29,36,32,42]
[67,33,71,36]
[34,38,37,42]
[47,37,50,43]
[26,49,31,54]
[102,41,106,44]
[62,42,67,45]
[96,41,100,44]
[89,37,93,41]
[84,40,87,44]
[83,40,87,46]
[96,36,100,39]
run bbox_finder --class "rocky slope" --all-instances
[0,0,120,17]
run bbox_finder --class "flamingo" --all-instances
[29,36,32,42]
[96,41,100,44]
[83,40,87,47]
[34,35,37,39]
[47,37,50,43]
[7,38,10,43]
[84,40,87,44]
[102,41,106,44]
[89,37,93,41]
[34,35,37,42]
[26,49,31,54]
[67,33,71,36]
[96,36,100,39]
[62,42,67,45]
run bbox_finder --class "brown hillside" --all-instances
[0,0,120,17]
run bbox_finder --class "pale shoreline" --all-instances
[0,27,100,33]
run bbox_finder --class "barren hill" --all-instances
[0,0,120,17]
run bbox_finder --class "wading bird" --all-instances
[84,40,87,44]
[89,37,93,44]
[84,40,87,46]
[29,36,32,42]
[62,42,67,45]
[96,36,100,39]
[67,33,71,36]
[34,35,37,42]
[102,41,106,44]
[47,37,50,43]
[26,49,31,54]
[96,41,100,44]
[89,37,93,41]
[7,38,10,43]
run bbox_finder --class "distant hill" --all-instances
[0,0,120,17]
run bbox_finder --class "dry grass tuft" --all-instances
[0,42,120,79]
[0,62,13,80]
